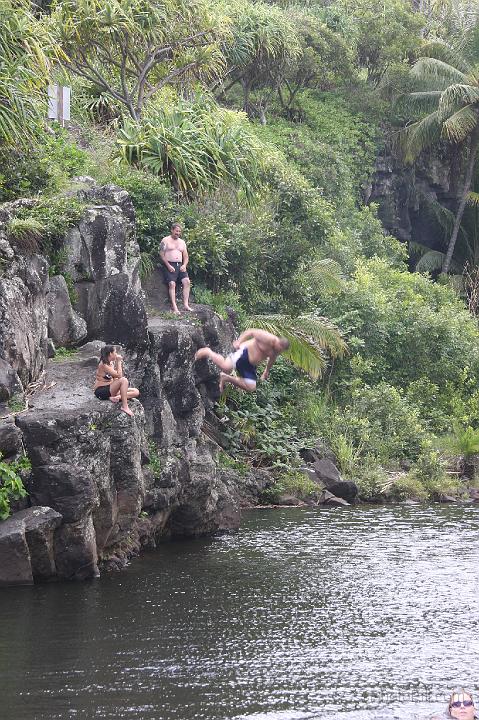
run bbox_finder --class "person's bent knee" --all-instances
[121,376,128,385]
[244,381,256,392]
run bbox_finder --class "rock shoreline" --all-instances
[0,180,349,587]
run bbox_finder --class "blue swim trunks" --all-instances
[229,346,257,385]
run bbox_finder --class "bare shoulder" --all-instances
[179,237,187,248]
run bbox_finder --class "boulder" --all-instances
[20,506,62,581]
[0,358,23,403]
[0,506,62,586]
[54,513,99,580]
[0,253,49,387]
[320,490,350,507]
[27,463,98,523]
[277,494,305,506]
[0,513,32,586]
[0,419,23,457]
[48,275,87,347]
[313,458,358,503]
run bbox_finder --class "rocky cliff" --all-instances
[367,142,465,249]
[0,181,254,586]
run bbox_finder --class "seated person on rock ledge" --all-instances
[159,222,192,315]
[430,689,478,720]
[93,344,139,417]
[195,328,289,393]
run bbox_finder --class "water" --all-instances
[1,504,478,720]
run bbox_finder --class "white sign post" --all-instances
[47,84,71,126]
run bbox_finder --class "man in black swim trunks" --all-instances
[195,328,289,393]
[159,222,192,314]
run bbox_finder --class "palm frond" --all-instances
[415,249,446,273]
[248,313,347,381]
[395,90,442,116]
[467,191,479,206]
[438,83,479,120]
[308,258,346,295]
[441,104,479,142]
[396,110,442,162]
[411,57,469,88]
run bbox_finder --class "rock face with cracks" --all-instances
[0,183,242,585]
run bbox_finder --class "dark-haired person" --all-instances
[159,222,192,314]
[195,328,289,393]
[93,345,139,417]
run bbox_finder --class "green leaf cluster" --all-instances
[0,453,29,521]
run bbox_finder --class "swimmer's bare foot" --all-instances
[172,307,181,315]
[120,406,134,417]
[184,305,194,312]
[195,347,211,361]
[109,395,121,403]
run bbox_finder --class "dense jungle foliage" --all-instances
[2,0,479,502]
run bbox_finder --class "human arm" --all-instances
[159,239,175,272]
[261,353,279,381]
[180,242,189,273]
[103,353,124,379]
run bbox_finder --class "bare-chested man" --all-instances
[159,222,192,314]
[195,328,289,393]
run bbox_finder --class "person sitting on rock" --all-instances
[195,328,289,393]
[94,345,139,417]
[159,222,192,314]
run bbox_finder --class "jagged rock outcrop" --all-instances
[0,204,49,389]
[63,179,148,349]
[0,507,62,586]
[48,274,87,348]
[0,181,246,585]
[367,144,465,248]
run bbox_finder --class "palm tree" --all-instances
[398,17,479,273]
[248,313,347,381]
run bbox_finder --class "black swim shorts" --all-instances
[162,261,189,284]
[229,346,257,385]
[94,385,111,400]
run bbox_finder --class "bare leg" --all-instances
[195,347,234,372]
[110,376,133,416]
[182,277,193,311]
[126,388,140,399]
[221,373,256,393]
[168,281,180,314]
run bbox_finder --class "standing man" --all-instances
[159,222,192,314]
[195,328,289,393]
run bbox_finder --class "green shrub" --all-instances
[193,286,247,325]
[389,473,428,502]
[147,441,163,479]
[403,450,460,500]
[12,197,86,258]
[354,462,389,502]
[261,469,317,503]
[0,453,28,520]
[0,130,89,202]
[216,451,249,476]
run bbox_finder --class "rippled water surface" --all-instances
[1,504,478,720]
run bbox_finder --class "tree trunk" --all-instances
[443,127,479,274]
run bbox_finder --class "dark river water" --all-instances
[1,504,478,720]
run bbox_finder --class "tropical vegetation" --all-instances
[2,0,479,507]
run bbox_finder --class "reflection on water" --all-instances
[0,504,478,720]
